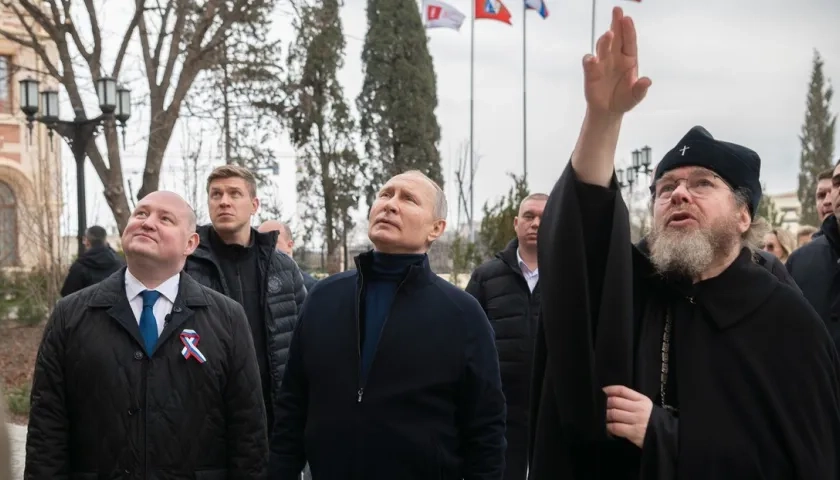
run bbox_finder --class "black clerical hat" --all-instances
[652,126,762,217]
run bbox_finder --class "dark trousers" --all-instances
[504,424,529,480]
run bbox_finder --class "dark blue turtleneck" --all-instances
[360,251,426,383]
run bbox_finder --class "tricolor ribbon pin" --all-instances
[180,329,207,364]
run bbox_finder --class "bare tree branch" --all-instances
[136,6,159,94]
[158,0,189,97]
[81,0,103,74]
[0,2,62,78]
[112,2,144,79]
[151,0,173,73]
[61,0,91,64]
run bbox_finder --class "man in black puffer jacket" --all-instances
[465,194,546,480]
[183,165,306,436]
[25,191,267,479]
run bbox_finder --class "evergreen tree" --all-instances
[797,50,837,226]
[477,173,530,259]
[756,183,782,227]
[356,0,443,205]
[283,0,362,274]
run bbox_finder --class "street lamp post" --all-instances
[617,145,653,191]
[19,76,131,256]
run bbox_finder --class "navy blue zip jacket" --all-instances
[269,250,507,480]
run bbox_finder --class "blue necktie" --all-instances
[139,290,161,355]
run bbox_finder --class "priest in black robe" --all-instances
[528,7,840,479]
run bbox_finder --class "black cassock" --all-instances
[528,164,840,479]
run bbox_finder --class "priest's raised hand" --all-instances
[583,6,651,116]
[572,6,651,187]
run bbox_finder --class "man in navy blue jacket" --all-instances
[270,170,507,479]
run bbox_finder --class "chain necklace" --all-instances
[659,308,679,414]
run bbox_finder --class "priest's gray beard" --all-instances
[647,212,741,278]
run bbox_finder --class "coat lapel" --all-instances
[155,272,210,353]
[87,269,211,357]
[87,268,147,351]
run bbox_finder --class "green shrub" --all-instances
[5,383,31,416]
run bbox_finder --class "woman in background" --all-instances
[762,228,796,263]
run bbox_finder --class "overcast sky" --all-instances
[68,0,840,237]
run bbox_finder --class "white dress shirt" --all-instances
[516,248,540,293]
[125,269,180,335]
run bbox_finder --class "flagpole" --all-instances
[522,1,527,185]
[469,0,475,242]
[590,0,596,53]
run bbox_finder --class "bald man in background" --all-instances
[259,220,318,290]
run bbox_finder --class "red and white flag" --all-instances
[423,0,467,31]
[475,0,512,24]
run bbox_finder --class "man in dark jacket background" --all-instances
[60,225,123,297]
[183,165,306,435]
[270,170,507,480]
[466,192,546,480]
[258,219,319,290]
[25,190,267,479]
[786,158,840,350]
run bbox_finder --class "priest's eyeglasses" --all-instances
[651,172,726,201]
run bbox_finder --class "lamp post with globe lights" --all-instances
[19,76,131,256]
[617,145,653,193]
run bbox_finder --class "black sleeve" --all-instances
[224,300,269,479]
[574,179,618,327]
[24,305,70,480]
[464,270,486,312]
[533,162,635,445]
[59,262,88,297]
[290,262,307,310]
[269,300,310,478]
[639,406,679,478]
[459,299,507,480]
[528,312,547,466]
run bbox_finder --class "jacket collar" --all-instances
[191,224,278,263]
[497,238,522,273]
[819,215,840,254]
[87,267,211,356]
[634,242,776,330]
[354,249,436,287]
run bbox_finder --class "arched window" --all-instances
[0,180,17,267]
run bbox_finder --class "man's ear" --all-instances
[426,219,447,244]
[184,232,200,256]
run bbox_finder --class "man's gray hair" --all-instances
[402,170,447,220]
[519,193,548,212]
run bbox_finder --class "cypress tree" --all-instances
[357,0,444,205]
[797,49,836,226]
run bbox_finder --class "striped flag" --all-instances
[525,0,549,18]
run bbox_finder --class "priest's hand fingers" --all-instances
[605,395,641,413]
[605,407,636,424]
[603,385,645,401]
[610,6,625,59]
[620,14,638,57]
[606,421,646,448]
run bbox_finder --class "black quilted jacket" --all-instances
[24,269,268,479]
[465,238,540,427]
[183,225,306,408]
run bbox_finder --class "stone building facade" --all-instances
[0,6,61,270]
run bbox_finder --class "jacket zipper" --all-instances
[356,272,411,403]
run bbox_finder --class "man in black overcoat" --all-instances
[528,7,840,479]
[25,191,267,479]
